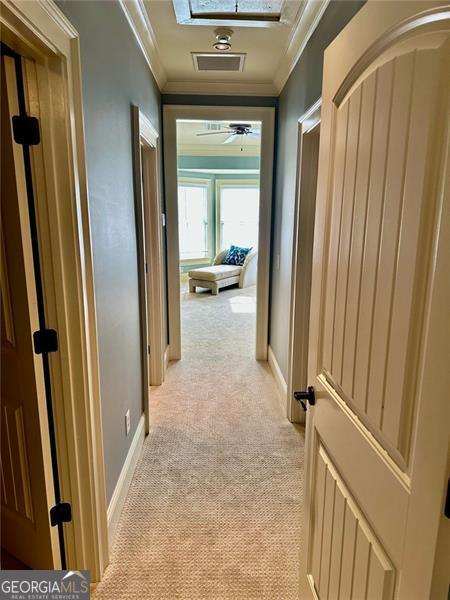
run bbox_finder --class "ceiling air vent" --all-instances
[192,53,245,72]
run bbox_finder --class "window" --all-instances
[178,180,211,262]
[217,181,259,252]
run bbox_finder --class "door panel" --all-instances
[314,386,408,564]
[1,54,57,568]
[302,3,450,598]
[1,405,33,521]
[321,47,442,465]
[310,445,395,600]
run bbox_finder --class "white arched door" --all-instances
[301,2,450,598]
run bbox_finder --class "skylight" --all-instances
[189,0,284,20]
[172,0,302,27]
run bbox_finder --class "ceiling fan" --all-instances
[196,123,260,145]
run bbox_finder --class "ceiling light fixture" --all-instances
[213,28,233,51]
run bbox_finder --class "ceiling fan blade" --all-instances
[223,134,239,144]
[247,131,260,138]
[196,130,233,137]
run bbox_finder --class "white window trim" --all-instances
[215,178,260,255]
[177,176,214,265]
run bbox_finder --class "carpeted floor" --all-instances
[94,284,304,600]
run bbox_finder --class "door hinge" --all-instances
[50,502,72,527]
[148,345,151,354]
[33,329,58,354]
[145,262,148,274]
[12,114,40,146]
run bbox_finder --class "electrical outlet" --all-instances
[125,409,130,436]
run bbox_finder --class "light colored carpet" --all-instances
[94,284,304,600]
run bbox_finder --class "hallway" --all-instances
[94,285,304,599]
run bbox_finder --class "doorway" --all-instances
[163,106,274,362]
[175,119,261,359]
[131,106,166,432]
[287,100,321,423]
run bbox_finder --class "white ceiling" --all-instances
[120,0,330,95]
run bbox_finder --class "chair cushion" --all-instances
[188,264,242,282]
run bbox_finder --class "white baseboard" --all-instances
[268,345,288,410]
[107,414,145,547]
[164,345,170,374]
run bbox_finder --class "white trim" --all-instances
[164,346,170,373]
[163,105,274,361]
[132,107,166,403]
[139,110,158,144]
[107,415,145,548]
[287,99,321,424]
[162,80,278,97]
[131,106,150,433]
[215,178,260,255]
[268,346,287,411]
[274,0,330,92]
[178,176,214,263]
[1,0,109,581]
[118,0,166,89]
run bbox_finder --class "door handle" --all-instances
[293,386,316,411]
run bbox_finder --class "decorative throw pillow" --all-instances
[222,245,252,267]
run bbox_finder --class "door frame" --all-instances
[1,0,108,581]
[163,105,275,361]
[132,106,166,431]
[287,99,321,423]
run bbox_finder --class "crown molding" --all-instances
[119,0,330,97]
[274,0,331,93]
[118,0,166,89]
[162,80,278,96]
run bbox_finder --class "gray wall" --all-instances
[269,1,365,379]
[57,0,161,502]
